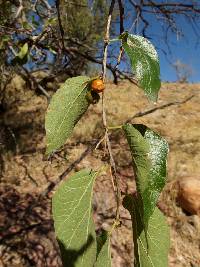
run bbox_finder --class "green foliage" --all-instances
[52,169,98,267]
[0,1,12,26]
[59,0,109,74]
[122,124,169,266]
[17,43,29,59]
[96,230,108,257]
[50,122,169,267]
[122,124,169,228]
[52,169,112,267]
[120,32,161,101]
[60,0,107,42]
[0,0,109,77]
[123,195,170,267]
[45,26,169,266]
[11,43,29,66]
[45,76,91,155]
[95,233,111,267]
[0,35,10,50]
[12,43,28,66]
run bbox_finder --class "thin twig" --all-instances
[114,47,124,70]
[22,66,51,100]
[118,0,125,34]
[15,0,23,18]
[126,94,195,123]
[41,0,52,10]
[114,0,125,70]
[101,0,121,223]
[102,0,116,81]
[0,220,52,242]
[8,45,50,100]
[41,140,99,198]
[32,0,39,11]
[55,0,65,49]
[95,135,106,150]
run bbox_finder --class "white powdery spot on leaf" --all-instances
[127,38,136,49]
[129,35,159,62]
[135,61,144,80]
[122,32,161,101]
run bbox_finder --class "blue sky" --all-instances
[156,16,200,82]
[123,3,200,83]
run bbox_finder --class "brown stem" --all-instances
[55,0,65,49]
[41,140,99,198]
[102,0,116,81]
[125,94,194,123]
[101,0,121,223]
[114,1,125,72]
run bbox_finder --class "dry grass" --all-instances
[1,77,200,266]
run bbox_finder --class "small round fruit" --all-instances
[91,79,105,93]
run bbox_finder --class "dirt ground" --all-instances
[0,75,200,266]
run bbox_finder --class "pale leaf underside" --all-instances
[52,169,97,267]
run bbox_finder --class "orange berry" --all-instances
[91,79,105,93]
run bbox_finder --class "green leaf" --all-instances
[52,169,97,267]
[2,35,10,42]
[22,21,32,30]
[31,15,40,27]
[0,35,10,49]
[95,232,111,267]
[120,32,161,101]
[122,124,169,227]
[96,230,108,257]
[123,195,170,267]
[17,43,29,59]
[49,47,57,55]
[45,76,91,155]
[11,43,29,66]
[45,17,57,27]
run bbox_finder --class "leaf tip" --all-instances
[147,91,158,102]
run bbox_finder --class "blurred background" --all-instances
[0,1,200,266]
